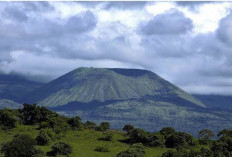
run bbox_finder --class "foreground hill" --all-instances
[23,67,232,135]
[0,105,231,157]
[0,74,43,103]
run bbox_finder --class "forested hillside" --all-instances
[0,104,232,157]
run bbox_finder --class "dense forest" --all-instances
[0,104,232,157]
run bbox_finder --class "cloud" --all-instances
[76,1,148,10]
[3,7,28,22]
[66,10,97,33]
[139,9,193,35]
[217,13,232,46]
[0,1,232,95]
[103,1,148,10]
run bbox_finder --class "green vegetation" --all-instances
[0,104,232,157]
[20,67,232,135]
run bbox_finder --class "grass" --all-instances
[0,125,168,157]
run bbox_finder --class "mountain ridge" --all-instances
[25,67,205,108]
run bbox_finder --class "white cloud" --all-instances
[1,1,232,95]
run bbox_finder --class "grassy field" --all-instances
[0,125,168,157]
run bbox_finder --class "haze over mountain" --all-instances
[22,67,232,135]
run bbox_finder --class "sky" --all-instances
[0,1,232,95]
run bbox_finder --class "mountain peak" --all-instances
[25,67,204,108]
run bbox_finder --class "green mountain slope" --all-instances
[25,68,232,135]
[0,74,44,103]
[26,67,204,108]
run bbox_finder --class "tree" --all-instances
[217,129,232,139]
[147,133,164,147]
[1,134,43,157]
[128,128,149,144]
[127,128,164,147]
[96,122,110,131]
[123,125,134,134]
[68,116,84,130]
[160,127,176,140]
[20,104,55,125]
[0,109,17,130]
[36,129,56,146]
[165,132,194,148]
[198,129,215,145]
[48,142,72,156]
[48,116,69,133]
[117,143,145,157]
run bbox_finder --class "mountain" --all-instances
[193,94,232,112]
[0,99,21,109]
[25,68,232,135]
[0,74,44,103]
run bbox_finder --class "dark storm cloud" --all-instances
[139,9,193,35]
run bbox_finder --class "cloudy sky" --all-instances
[1,1,232,95]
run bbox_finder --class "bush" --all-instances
[165,132,195,148]
[1,134,43,157]
[117,143,145,157]
[0,109,17,130]
[95,122,110,131]
[98,132,113,141]
[94,146,110,152]
[198,129,215,145]
[20,104,53,125]
[123,125,134,134]
[48,142,72,156]
[159,127,176,140]
[126,128,164,147]
[48,116,69,133]
[68,116,84,130]
[84,121,97,130]
[36,129,56,145]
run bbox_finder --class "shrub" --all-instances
[98,132,113,141]
[95,122,110,131]
[20,104,53,125]
[127,128,164,147]
[117,143,145,157]
[159,127,176,140]
[123,125,134,134]
[68,116,84,130]
[165,132,195,148]
[1,134,43,157]
[0,109,17,130]
[36,129,56,145]
[48,142,72,156]
[84,121,97,130]
[94,146,109,152]
[48,116,69,133]
[198,129,215,145]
